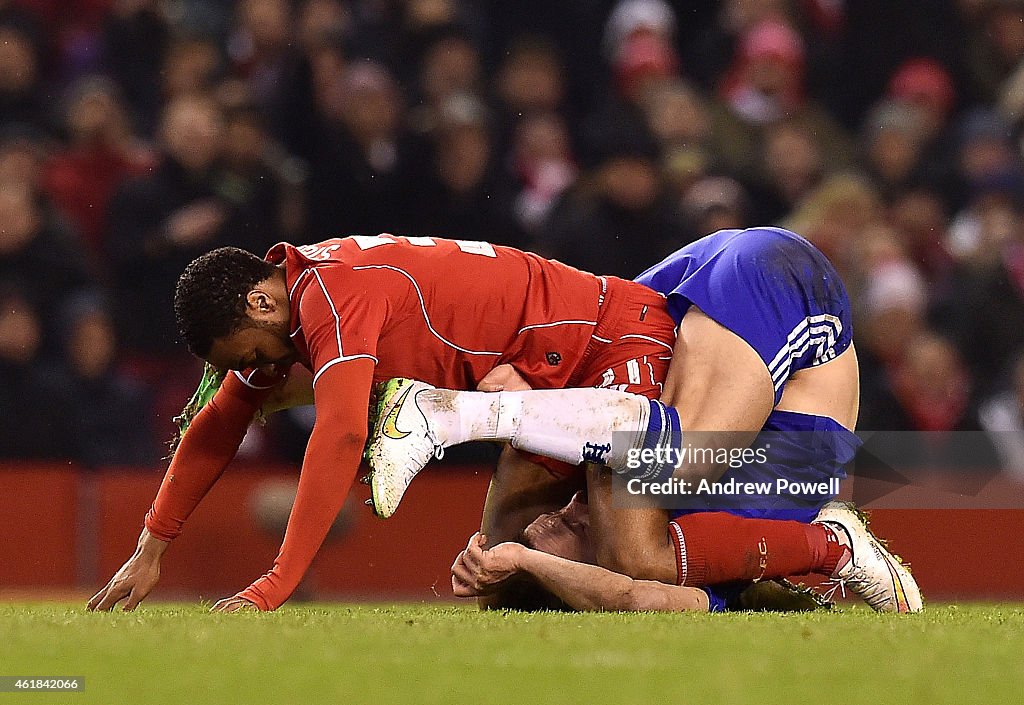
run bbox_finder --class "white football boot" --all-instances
[813,501,923,613]
[365,378,446,518]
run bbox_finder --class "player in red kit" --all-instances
[88,234,677,612]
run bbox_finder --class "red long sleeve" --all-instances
[238,358,375,610]
[144,373,271,542]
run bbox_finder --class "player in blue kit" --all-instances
[367,227,922,613]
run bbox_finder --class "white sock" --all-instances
[420,388,650,469]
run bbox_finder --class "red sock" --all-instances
[667,513,842,586]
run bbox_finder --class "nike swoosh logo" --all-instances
[381,386,413,440]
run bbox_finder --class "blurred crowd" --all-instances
[5,0,1024,478]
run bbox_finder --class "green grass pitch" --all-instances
[1,603,1022,704]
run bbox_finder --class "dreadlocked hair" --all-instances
[174,247,277,357]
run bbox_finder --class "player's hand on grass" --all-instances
[451,533,525,597]
[87,528,168,612]
[477,364,532,392]
[211,595,260,613]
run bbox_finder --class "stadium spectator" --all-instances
[602,0,676,62]
[274,23,345,161]
[952,108,1022,207]
[637,79,743,201]
[753,119,832,223]
[857,331,999,473]
[854,234,930,431]
[506,111,577,239]
[0,124,44,190]
[43,75,154,265]
[716,17,854,182]
[782,172,884,279]
[883,57,960,192]
[679,175,749,241]
[888,187,960,328]
[19,0,113,83]
[639,79,712,156]
[220,102,304,250]
[295,0,348,53]
[541,127,684,277]
[679,0,790,92]
[409,24,483,134]
[578,2,681,171]
[996,55,1024,131]
[494,37,567,120]
[0,180,93,331]
[963,0,1024,104]
[225,0,295,135]
[301,61,427,239]
[0,0,43,46]
[888,332,975,434]
[161,34,223,104]
[410,94,518,245]
[99,0,170,136]
[0,287,66,460]
[46,293,160,467]
[944,177,1024,387]
[0,22,48,133]
[106,93,245,357]
[860,100,933,200]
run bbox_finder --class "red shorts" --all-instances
[526,277,676,476]
[568,276,675,398]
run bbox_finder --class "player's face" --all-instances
[205,282,296,372]
[207,319,296,373]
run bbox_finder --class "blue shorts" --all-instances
[635,227,853,405]
[669,409,861,523]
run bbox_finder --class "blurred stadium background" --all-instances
[2,0,1024,603]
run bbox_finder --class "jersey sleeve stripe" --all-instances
[232,370,279,390]
[311,268,345,359]
[312,354,379,386]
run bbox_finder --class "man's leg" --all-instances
[585,308,773,579]
[476,445,581,610]
[585,465,676,583]
[366,310,773,498]
[586,464,842,586]
[517,495,835,612]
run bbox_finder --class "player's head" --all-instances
[174,247,295,371]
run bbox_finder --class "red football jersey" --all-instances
[266,234,611,390]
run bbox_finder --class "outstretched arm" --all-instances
[147,372,276,540]
[88,372,272,611]
[216,358,375,611]
[451,533,709,612]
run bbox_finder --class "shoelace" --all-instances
[820,576,848,602]
[425,426,445,461]
[821,563,892,607]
